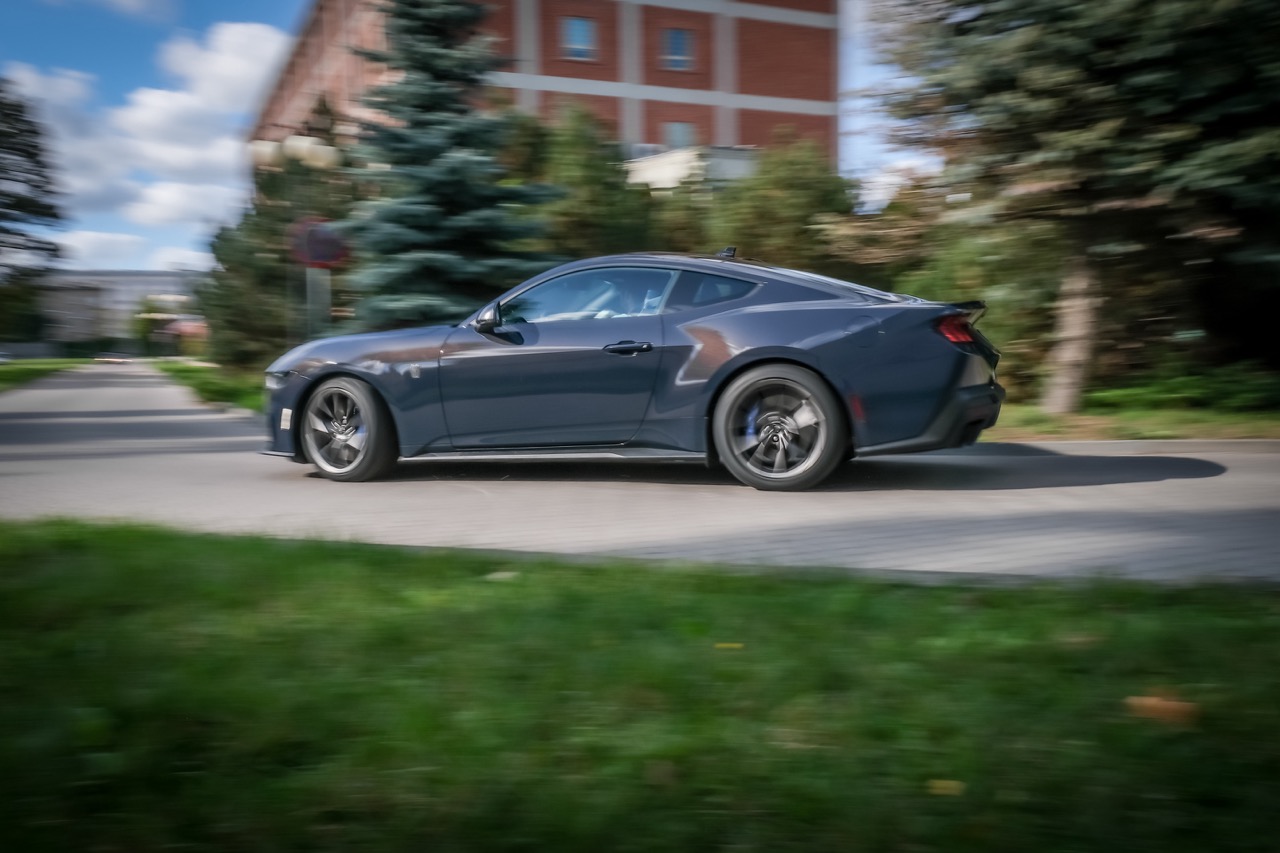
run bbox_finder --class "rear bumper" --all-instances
[856,382,1005,457]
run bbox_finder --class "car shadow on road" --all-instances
[382,459,735,486]
[818,452,1225,491]
[384,443,1226,491]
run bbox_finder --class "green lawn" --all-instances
[0,359,88,392]
[152,360,265,412]
[988,402,1280,441]
[2,520,1278,851]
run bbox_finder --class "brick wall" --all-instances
[540,92,622,136]
[643,102,715,149]
[753,0,834,12]
[485,0,517,67]
[253,0,839,162]
[539,0,619,81]
[737,18,835,101]
[738,109,834,158]
[640,6,714,90]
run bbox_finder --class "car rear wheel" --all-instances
[300,377,397,482]
[712,364,847,491]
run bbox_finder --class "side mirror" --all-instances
[474,304,499,333]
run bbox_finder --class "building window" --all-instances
[663,121,697,150]
[562,17,597,61]
[661,28,694,71]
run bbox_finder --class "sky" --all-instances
[2,0,308,271]
[3,0,894,272]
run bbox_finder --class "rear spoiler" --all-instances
[950,300,987,324]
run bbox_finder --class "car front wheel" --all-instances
[300,377,397,482]
[712,364,847,491]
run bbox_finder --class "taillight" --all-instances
[936,315,975,344]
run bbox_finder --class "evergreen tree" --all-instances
[496,108,550,184]
[818,173,1064,398]
[875,0,1280,410]
[652,172,714,254]
[203,154,358,367]
[540,105,653,257]
[1,77,62,341]
[1,76,62,281]
[344,0,554,320]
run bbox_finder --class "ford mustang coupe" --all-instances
[262,251,1004,490]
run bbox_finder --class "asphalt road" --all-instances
[2,362,1277,581]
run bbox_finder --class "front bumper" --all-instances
[260,372,307,461]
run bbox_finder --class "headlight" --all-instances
[264,371,290,391]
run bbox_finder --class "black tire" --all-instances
[712,364,847,491]
[300,377,397,482]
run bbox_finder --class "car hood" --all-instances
[266,325,456,374]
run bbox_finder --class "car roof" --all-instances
[560,252,908,303]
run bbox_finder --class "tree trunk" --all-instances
[1040,253,1100,414]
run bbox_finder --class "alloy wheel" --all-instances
[729,380,827,480]
[712,364,847,491]
[304,385,371,475]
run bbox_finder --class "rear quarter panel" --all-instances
[815,305,971,448]
[639,297,862,449]
[643,299,966,452]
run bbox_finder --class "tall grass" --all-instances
[0,359,87,392]
[153,361,265,412]
[3,521,1279,852]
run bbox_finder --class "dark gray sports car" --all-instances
[262,251,1004,490]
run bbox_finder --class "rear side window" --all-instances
[665,272,757,312]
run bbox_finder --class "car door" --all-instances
[439,266,677,448]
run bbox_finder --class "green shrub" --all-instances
[154,362,264,412]
[1085,361,1280,412]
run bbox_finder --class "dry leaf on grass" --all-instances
[927,779,966,796]
[1125,691,1200,727]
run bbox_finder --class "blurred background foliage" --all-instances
[706,131,857,276]
[866,0,1280,409]
[202,149,361,368]
[193,0,1279,414]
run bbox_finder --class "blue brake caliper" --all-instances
[745,401,759,443]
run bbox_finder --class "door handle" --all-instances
[603,340,653,355]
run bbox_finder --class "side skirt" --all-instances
[409,447,706,463]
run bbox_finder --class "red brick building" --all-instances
[251,0,840,159]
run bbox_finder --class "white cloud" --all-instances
[100,0,173,15]
[5,62,142,214]
[123,181,244,227]
[128,135,246,184]
[4,16,294,279]
[107,24,292,185]
[37,0,175,21]
[159,22,293,112]
[858,157,941,210]
[6,19,291,269]
[111,87,227,145]
[4,62,94,116]
[147,247,215,271]
[56,231,146,267]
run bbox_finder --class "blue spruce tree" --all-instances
[345,0,554,326]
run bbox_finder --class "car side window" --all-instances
[664,272,758,312]
[501,267,677,325]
